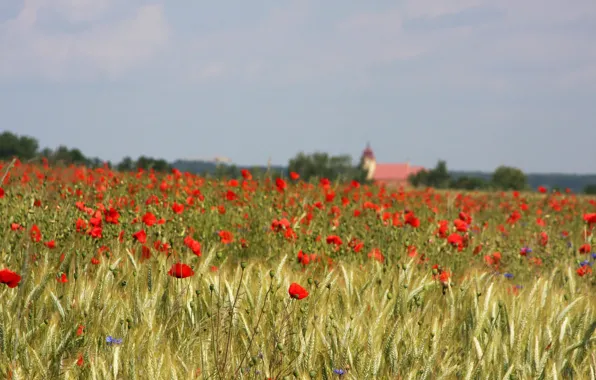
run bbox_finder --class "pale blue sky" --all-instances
[1,0,595,173]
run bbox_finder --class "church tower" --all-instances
[361,142,376,181]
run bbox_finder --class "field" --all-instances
[0,160,595,379]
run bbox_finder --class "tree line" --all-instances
[1,131,595,194]
[408,160,531,191]
[0,131,171,172]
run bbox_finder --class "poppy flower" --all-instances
[132,230,147,244]
[142,212,157,226]
[30,224,42,242]
[579,244,591,254]
[288,282,309,300]
[168,263,195,278]
[0,269,21,288]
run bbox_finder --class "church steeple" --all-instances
[362,142,375,160]
[361,142,376,181]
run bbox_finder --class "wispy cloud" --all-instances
[1,0,595,89]
[0,0,169,80]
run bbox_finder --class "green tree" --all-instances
[135,156,171,172]
[584,184,596,195]
[288,151,364,182]
[429,160,451,188]
[17,135,40,160]
[449,176,488,190]
[117,156,134,172]
[408,160,451,189]
[491,166,528,191]
[0,131,39,160]
[47,145,89,165]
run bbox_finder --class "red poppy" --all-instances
[218,230,233,244]
[133,230,147,244]
[288,282,309,300]
[241,169,252,180]
[275,178,287,192]
[30,224,42,242]
[172,203,184,214]
[168,263,195,278]
[579,243,591,254]
[142,212,157,226]
[0,269,21,288]
[105,208,120,224]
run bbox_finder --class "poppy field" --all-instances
[1,160,595,379]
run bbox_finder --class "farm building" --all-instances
[361,143,425,187]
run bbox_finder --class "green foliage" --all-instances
[492,165,529,191]
[133,156,170,172]
[584,184,596,195]
[409,160,452,189]
[116,156,135,172]
[288,151,367,183]
[0,130,175,172]
[411,162,529,191]
[449,176,489,190]
[0,131,39,160]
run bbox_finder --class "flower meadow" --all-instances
[0,160,595,379]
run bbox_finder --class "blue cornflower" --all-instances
[333,369,346,376]
[504,273,514,279]
[106,336,123,345]
[591,253,596,260]
[579,260,592,267]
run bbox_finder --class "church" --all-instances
[361,143,425,187]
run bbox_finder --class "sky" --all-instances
[1,0,595,173]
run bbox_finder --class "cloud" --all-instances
[403,0,485,19]
[1,0,595,89]
[180,0,595,89]
[184,2,479,85]
[0,0,169,80]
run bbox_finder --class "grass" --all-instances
[0,162,595,379]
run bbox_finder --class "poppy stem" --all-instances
[221,265,245,375]
[234,278,273,377]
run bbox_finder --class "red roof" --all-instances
[373,163,425,181]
